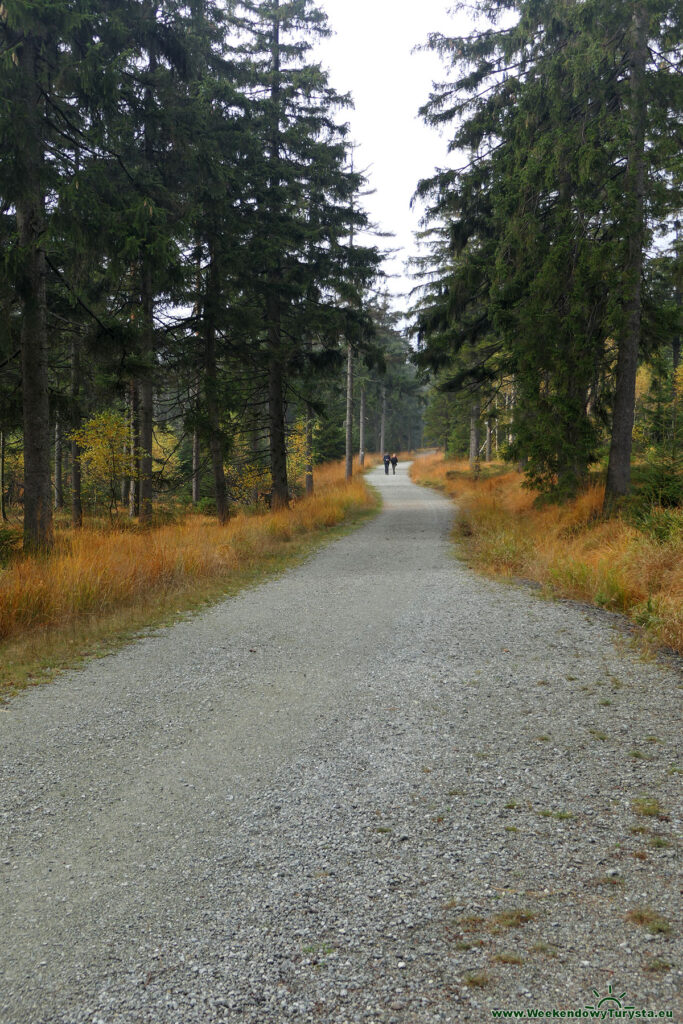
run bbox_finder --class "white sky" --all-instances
[315,1,477,317]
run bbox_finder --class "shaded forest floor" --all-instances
[0,459,379,699]
[411,453,683,657]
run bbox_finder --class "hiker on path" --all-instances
[390,454,398,475]
[383,453,391,475]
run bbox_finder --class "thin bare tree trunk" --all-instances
[138,19,158,524]
[121,395,130,509]
[204,249,229,524]
[138,264,155,522]
[54,414,63,510]
[128,381,139,518]
[192,427,200,504]
[268,349,289,509]
[379,384,386,454]
[345,344,353,481]
[485,419,492,463]
[305,406,314,496]
[469,395,480,471]
[359,384,366,466]
[70,339,83,528]
[494,395,499,456]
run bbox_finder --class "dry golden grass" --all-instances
[411,452,683,656]
[0,458,378,696]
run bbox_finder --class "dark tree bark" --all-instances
[469,394,481,470]
[604,3,648,512]
[265,4,289,511]
[70,340,83,528]
[673,223,681,374]
[121,393,130,509]
[54,414,64,510]
[379,384,386,454]
[305,406,314,496]
[345,344,353,481]
[204,249,229,524]
[128,381,139,518]
[268,338,289,509]
[138,266,155,523]
[192,427,201,504]
[16,34,53,551]
[359,384,366,465]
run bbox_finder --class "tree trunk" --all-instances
[266,6,289,511]
[268,347,289,509]
[204,250,229,524]
[305,406,314,496]
[128,381,139,518]
[345,344,353,481]
[604,3,648,512]
[54,414,64,510]
[192,427,201,504]
[494,395,499,456]
[359,384,366,466]
[138,266,155,522]
[16,35,52,552]
[485,419,492,463]
[673,224,681,373]
[379,384,386,454]
[121,421,129,509]
[469,395,481,470]
[138,19,158,524]
[70,340,83,528]
[0,431,6,521]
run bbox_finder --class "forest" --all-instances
[0,0,681,563]
[0,0,423,555]
[415,0,681,514]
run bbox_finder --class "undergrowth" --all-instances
[0,458,379,697]
[411,453,683,656]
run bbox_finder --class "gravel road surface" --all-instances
[1,461,680,1024]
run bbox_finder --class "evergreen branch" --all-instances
[40,89,139,189]
[44,256,114,338]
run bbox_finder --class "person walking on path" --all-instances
[383,453,391,475]
[390,454,398,475]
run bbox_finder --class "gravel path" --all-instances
[1,461,680,1024]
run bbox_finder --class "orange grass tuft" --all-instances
[411,452,683,655]
[0,460,378,682]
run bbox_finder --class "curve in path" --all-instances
[1,461,680,1024]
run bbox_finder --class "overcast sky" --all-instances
[314,1,478,316]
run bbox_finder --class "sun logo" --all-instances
[585,985,634,1011]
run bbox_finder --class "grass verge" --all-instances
[0,460,379,700]
[410,452,683,656]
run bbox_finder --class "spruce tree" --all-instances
[415,0,682,502]
[231,0,379,507]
